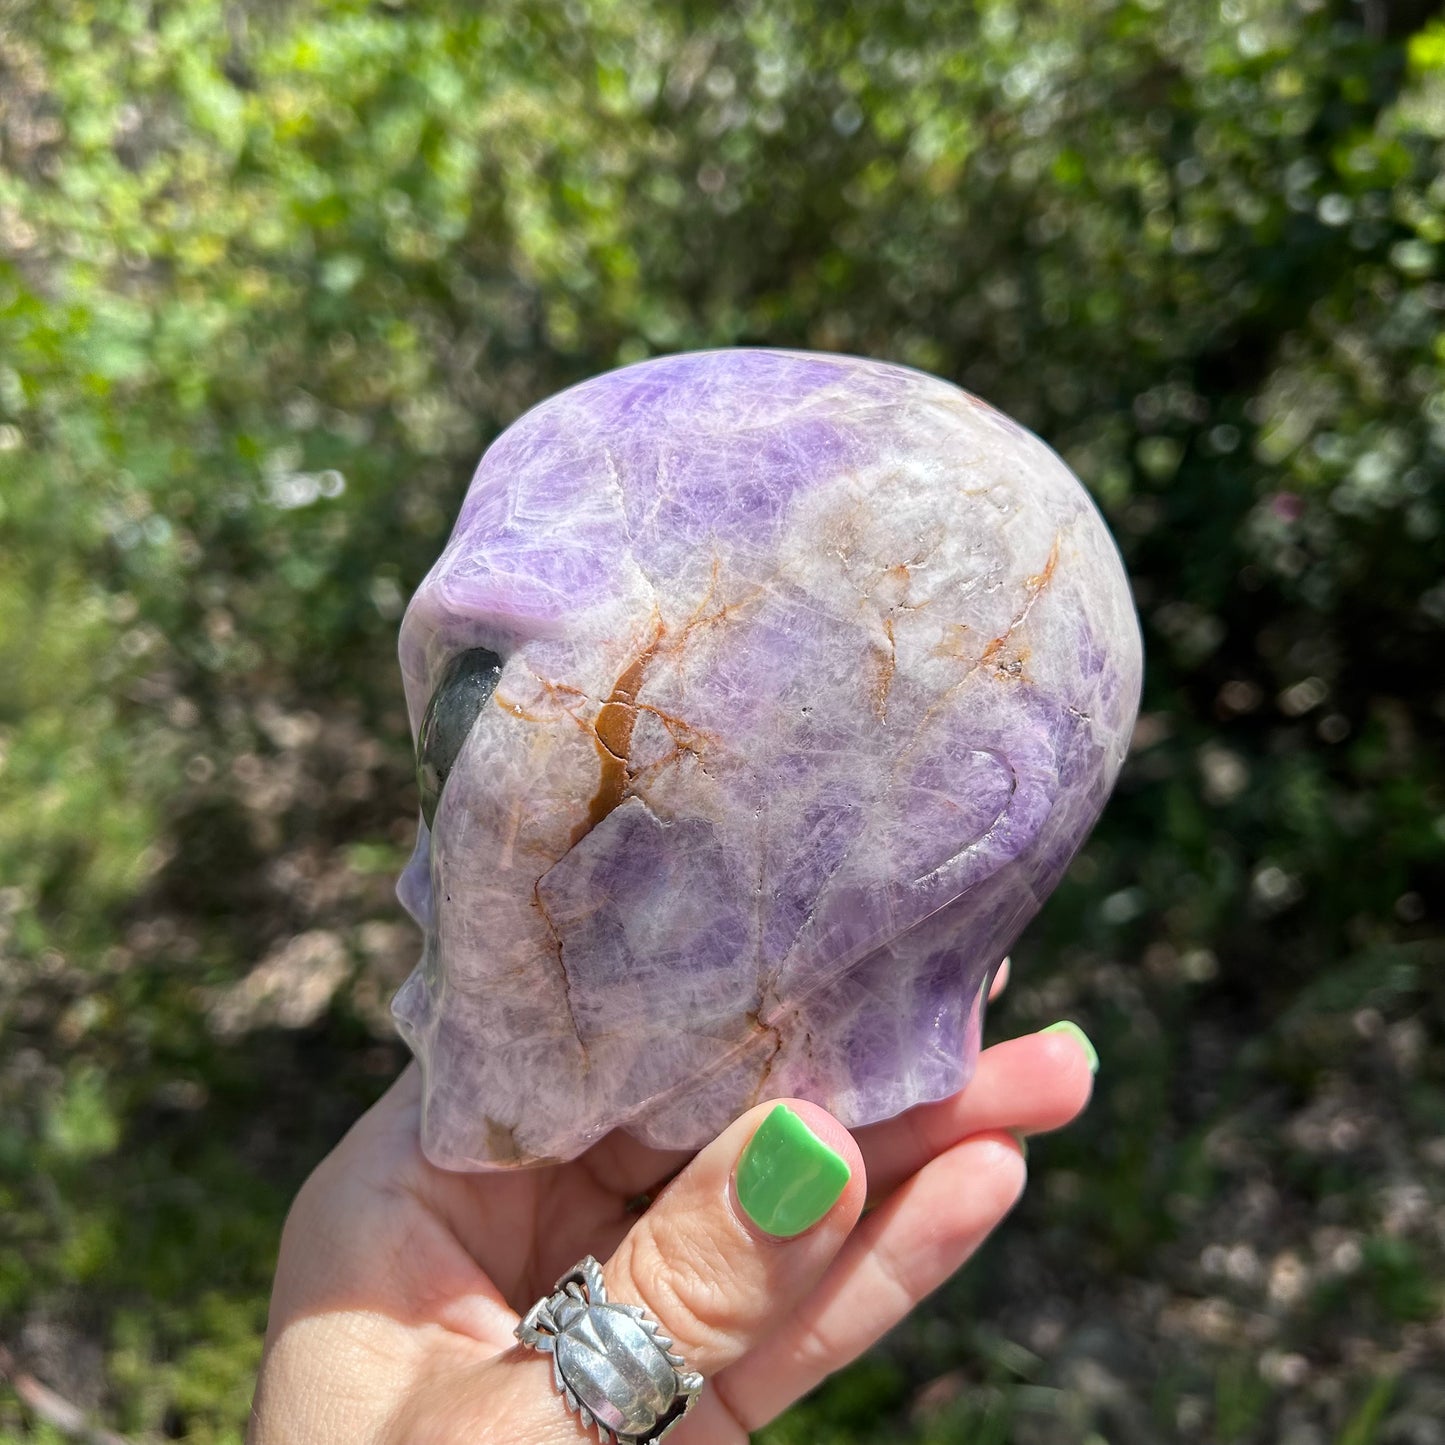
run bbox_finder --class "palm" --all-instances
[418,1111,697,1316]
[257,1012,1095,1444]
[281,1067,691,1343]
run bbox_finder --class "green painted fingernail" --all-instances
[735,1105,851,1238]
[1042,1020,1100,1073]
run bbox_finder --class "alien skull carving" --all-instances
[392,349,1142,1170]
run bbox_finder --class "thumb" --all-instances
[399,1100,864,1444]
[606,1097,865,1378]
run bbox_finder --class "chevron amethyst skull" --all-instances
[392,349,1142,1170]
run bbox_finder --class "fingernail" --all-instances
[735,1104,851,1238]
[1042,1020,1099,1074]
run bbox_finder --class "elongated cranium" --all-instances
[393,349,1141,1169]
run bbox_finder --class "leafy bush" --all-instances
[1,1,1441,1440]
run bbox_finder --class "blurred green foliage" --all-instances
[2,0,1443,1441]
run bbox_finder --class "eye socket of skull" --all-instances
[416,647,505,828]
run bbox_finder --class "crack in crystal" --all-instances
[531,879,590,1069]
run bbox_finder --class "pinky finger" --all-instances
[989,956,1011,1001]
[714,1132,1027,1432]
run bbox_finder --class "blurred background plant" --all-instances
[1,0,1442,1440]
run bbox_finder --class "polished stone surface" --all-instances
[392,349,1142,1169]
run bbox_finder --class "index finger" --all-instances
[854,1028,1096,1199]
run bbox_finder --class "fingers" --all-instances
[989,954,1011,1000]
[394,1100,866,1445]
[715,1132,1027,1432]
[856,1024,1097,1198]
[382,1028,1094,1444]
[705,1023,1099,1430]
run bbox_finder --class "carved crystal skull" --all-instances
[393,349,1142,1170]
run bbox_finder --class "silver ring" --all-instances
[515,1255,704,1444]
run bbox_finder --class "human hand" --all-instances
[248,981,1096,1444]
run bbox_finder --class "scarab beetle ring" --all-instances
[515,1255,704,1444]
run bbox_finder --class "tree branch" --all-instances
[0,1344,135,1445]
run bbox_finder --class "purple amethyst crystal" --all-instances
[392,349,1142,1170]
